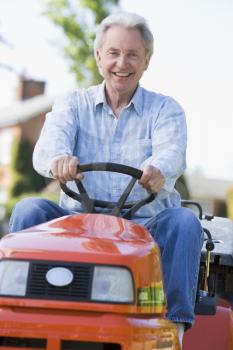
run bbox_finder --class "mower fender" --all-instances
[183,305,233,350]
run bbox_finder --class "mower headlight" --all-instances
[0,260,29,296]
[91,266,134,303]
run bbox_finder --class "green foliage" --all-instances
[44,0,119,86]
[175,174,190,200]
[9,137,45,197]
[226,186,233,220]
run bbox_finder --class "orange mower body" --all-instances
[0,213,180,350]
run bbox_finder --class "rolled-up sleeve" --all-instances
[33,91,79,178]
[141,97,187,197]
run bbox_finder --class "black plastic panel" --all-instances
[27,261,93,301]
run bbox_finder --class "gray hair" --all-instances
[94,12,154,59]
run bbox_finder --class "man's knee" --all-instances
[9,197,52,233]
[13,197,48,215]
[173,207,203,243]
[175,206,200,223]
[160,207,203,242]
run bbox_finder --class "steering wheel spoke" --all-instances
[74,180,95,213]
[122,193,156,219]
[110,177,137,217]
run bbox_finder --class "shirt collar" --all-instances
[95,81,107,108]
[95,82,143,116]
[129,85,143,116]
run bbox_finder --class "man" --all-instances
[9,12,203,346]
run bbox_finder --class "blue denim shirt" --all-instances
[33,83,187,217]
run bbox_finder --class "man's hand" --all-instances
[50,156,83,183]
[139,165,165,193]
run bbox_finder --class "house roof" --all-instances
[0,94,55,128]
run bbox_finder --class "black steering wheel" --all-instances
[60,162,156,219]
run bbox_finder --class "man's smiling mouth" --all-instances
[113,72,133,77]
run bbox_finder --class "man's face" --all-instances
[96,25,150,98]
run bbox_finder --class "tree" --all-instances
[45,0,119,86]
[9,137,45,197]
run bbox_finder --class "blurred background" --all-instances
[0,0,233,234]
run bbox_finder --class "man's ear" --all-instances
[96,49,103,76]
[144,54,151,71]
[96,49,102,68]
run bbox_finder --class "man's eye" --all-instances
[128,53,137,58]
[108,52,118,56]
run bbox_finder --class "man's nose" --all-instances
[116,54,129,68]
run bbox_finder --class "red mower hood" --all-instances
[0,214,154,262]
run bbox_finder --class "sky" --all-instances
[0,0,233,180]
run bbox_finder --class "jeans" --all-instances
[9,198,203,328]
